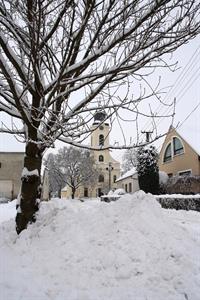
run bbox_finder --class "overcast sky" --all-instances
[0,34,200,162]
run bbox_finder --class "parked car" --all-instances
[100,189,126,202]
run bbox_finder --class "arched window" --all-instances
[99,155,104,162]
[163,143,172,162]
[99,134,104,146]
[113,175,117,183]
[173,137,184,155]
[99,174,104,182]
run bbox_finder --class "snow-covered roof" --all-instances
[116,167,137,182]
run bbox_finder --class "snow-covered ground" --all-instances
[0,192,200,300]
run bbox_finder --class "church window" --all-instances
[99,174,104,182]
[99,155,104,162]
[99,134,104,146]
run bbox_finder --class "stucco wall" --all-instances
[159,129,200,176]
[0,152,24,199]
[116,174,139,193]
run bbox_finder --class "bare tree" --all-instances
[122,148,137,173]
[43,153,66,197]
[56,147,99,199]
[0,0,200,233]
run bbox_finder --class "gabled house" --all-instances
[115,167,139,193]
[158,126,200,177]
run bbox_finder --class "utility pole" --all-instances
[106,162,113,191]
[141,130,153,142]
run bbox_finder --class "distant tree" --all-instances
[56,147,99,199]
[43,153,66,198]
[0,1,200,232]
[136,145,159,194]
[122,148,137,173]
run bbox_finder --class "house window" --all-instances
[125,184,128,192]
[129,182,132,193]
[99,134,104,146]
[163,143,172,163]
[113,175,117,183]
[179,170,192,176]
[99,174,104,182]
[173,137,184,156]
[99,155,104,162]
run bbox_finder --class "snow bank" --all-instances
[0,199,16,223]
[0,192,200,300]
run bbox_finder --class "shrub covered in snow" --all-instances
[164,175,200,194]
[159,171,169,185]
[157,195,200,212]
[136,145,159,194]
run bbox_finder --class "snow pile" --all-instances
[0,199,16,223]
[1,192,200,300]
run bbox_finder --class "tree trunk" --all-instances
[16,142,42,234]
[71,187,75,199]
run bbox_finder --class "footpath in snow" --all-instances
[0,191,200,300]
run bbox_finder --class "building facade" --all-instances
[61,111,120,198]
[0,152,24,199]
[159,127,200,177]
[116,167,139,193]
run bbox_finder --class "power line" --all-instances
[139,44,200,137]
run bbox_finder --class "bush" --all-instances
[157,196,200,212]
[136,145,159,194]
[164,176,200,195]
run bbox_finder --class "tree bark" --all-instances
[71,187,76,199]
[16,142,42,234]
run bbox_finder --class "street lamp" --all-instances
[106,162,113,191]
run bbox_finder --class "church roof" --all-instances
[93,110,107,123]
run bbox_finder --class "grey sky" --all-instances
[0,35,200,162]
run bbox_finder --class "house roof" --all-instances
[116,167,137,182]
[176,125,200,156]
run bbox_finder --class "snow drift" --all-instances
[0,191,200,300]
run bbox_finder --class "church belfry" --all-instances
[91,110,110,149]
[90,110,120,196]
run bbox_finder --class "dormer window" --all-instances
[163,143,172,162]
[99,155,104,162]
[99,134,104,146]
[173,137,184,156]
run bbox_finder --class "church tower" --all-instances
[61,110,121,199]
[90,111,120,197]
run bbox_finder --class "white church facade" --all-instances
[61,111,120,198]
